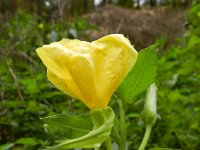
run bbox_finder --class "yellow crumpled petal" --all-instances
[36,34,138,109]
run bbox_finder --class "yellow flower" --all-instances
[36,34,138,109]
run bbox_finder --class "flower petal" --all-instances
[36,44,83,100]
[47,70,82,100]
[91,34,138,106]
[54,39,94,54]
[36,44,71,78]
[67,54,99,109]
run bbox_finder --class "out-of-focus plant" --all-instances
[0,9,98,150]
[150,3,200,150]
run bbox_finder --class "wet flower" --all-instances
[36,34,138,109]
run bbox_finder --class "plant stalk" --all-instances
[119,100,126,150]
[105,136,112,150]
[138,125,152,150]
[94,147,100,150]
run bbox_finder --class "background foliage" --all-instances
[0,0,200,150]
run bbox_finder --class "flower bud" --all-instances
[36,34,138,109]
[144,83,157,126]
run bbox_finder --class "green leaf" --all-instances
[0,143,14,150]
[15,137,43,145]
[118,44,157,102]
[187,4,200,26]
[149,148,179,150]
[41,112,93,139]
[111,117,121,144]
[188,35,200,48]
[43,107,115,149]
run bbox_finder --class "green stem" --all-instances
[94,147,100,150]
[95,147,100,150]
[105,136,112,150]
[119,100,126,150]
[138,125,152,150]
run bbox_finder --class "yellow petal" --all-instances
[36,44,71,78]
[67,55,99,109]
[54,39,93,54]
[36,44,83,100]
[47,70,82,100]
[36,41,100,109]
[91,34,138,107]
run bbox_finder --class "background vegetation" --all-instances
[0,0,200,149]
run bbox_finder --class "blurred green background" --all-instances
[0,0,200,149]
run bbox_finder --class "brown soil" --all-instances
[84,5,186,50]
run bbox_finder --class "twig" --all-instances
[6,61,24,101]
[115,18,124,33]
[19,51,36,65]
[0,80,4,100]
[57,0,68,22]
